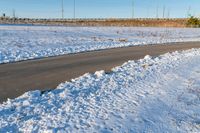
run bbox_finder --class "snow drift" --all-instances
[0,49,200,132]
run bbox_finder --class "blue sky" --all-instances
[0,0,199,18]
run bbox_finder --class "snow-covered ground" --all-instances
[1,25,200,64]
[0,49,200,132]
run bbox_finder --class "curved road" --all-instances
[1,42,200,103]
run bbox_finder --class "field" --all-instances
[1,25,200,64]
[0,25,200,132]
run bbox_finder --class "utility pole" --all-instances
[12,9,16,18]
[163,5,165,18]
[74,0,76,19]
[167,8,170,18]
[61,0,64,19]
[147,7,149,18]
[156,6,159,18]
[132,0,134,19]
[12,9,16,23]
[187,6,191,17]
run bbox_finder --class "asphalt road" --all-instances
[1,42,200,103]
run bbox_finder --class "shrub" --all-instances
[187,16,200,27]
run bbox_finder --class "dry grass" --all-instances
[0,18,188,27]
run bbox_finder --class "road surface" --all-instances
[1,42,200,103]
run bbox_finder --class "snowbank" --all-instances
[1,26,200,64]
[0,49,200,132]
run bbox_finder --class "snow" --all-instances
[1,25,200,64]
[0,49,200,132]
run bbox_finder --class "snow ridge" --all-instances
[0,49,200,132]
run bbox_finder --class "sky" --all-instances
[0,0,199,19]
